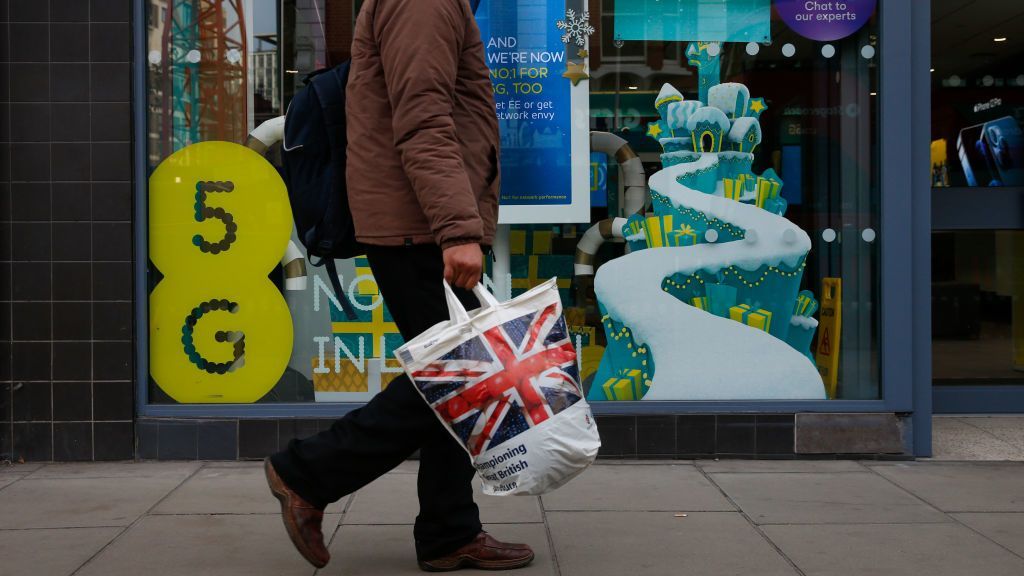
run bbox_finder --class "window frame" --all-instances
[132,0,933,456]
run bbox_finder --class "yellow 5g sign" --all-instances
[150,142,294,403]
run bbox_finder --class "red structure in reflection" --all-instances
[159,0,249,157]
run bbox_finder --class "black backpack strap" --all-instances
[324,258,358,321]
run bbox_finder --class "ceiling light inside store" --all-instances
[930,68,935,72]
[994,37,1007,42]
[627,86,638,90]
[286,69,299,74]
[870,92,877,96]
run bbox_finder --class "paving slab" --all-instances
[698,460,867,474]
[344,472,543,525]
[153,464,346,515]
[763,523,1024,576]
[953,513,1024,558]
[929,418,1024,461]
[547,511,797,576]
[28,462,202,480]
[326,523,554,575]
[0,475,18,491]
[868,462,1024,512]
[0,527,123,576]
[75,513,341,576]
[709,472,948,524]
[541,464,734,512]
[961,417,1024,452]
[0,476,185,529]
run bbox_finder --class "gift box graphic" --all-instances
[644,215,676,248]
[755,177,781,209]
[729,303,773,332]
[691,296,709,311]
[705,282,738,318]
[723,177,743,201]
[601,368,649,401]
[668,224,699,247]
[794,290,819,317]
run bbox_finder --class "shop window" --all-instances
[932,1,1024,188]
[144,1,881,406]
[932,231,1024,384]
[931,1,1024,387]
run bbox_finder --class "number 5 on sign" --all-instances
[149,142,294,403]
[815,278,842,399]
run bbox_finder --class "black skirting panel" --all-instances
[135,414,913,461]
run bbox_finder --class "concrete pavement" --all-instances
[1,459,1024,575]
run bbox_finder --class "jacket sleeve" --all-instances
[375,0,483,250]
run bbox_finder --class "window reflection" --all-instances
[932,1,1024,188]
[145,0,882,403]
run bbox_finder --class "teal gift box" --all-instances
[729,303,773,332]
[794,290,819,317]
[705,283,738,318]
[763,196,787,216]
[622,214,649,252]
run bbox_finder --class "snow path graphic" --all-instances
[595,153,826,400]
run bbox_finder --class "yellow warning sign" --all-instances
[815,278,842,399]
[818,327,832,356]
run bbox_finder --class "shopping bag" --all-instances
[396,278,600,496]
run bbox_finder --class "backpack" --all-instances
[281,63,360,320]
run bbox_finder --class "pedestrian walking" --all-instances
[264,0,536,571]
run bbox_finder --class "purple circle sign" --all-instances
[775,0,877,42]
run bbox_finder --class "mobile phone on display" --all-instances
[982,116,1024,186]
[957,123,996,186]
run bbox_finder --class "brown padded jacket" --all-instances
[347,0,500,250]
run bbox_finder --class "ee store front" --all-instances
[134,0,937,459]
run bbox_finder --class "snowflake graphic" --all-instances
[556,9,594,48]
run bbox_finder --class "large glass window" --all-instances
[931,1,1024,188]
[933,231,1024,384]
[932,0,1024,388]
[144,0,882,406]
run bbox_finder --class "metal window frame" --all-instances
[933,187,1024,230]
[132,0,934,454]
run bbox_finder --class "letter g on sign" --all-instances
[149,142,294,403]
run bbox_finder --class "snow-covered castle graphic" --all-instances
[590,60,827,401]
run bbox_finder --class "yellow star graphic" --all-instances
[647,122,664,139]
[563,61,589,86]
[749,98,766,114]
[577,48,589,59]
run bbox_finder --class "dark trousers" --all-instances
[271,243,482,560]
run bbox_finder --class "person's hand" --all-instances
[443,243,484,289]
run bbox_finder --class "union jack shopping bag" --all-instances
[396,279,600,496]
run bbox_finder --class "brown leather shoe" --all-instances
[419,532,534,572]
[264,458,330,568]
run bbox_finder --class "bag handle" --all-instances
[444,281,502,325]
[473,283,501,309]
